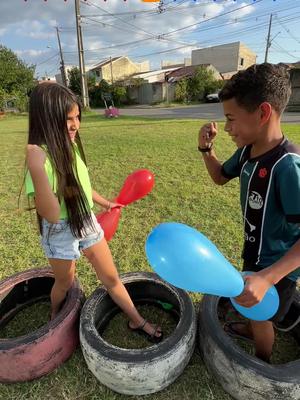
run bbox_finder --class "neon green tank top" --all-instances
[25,145,93,220]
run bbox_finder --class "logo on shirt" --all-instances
[248,191,263,210]
[258,168,268,178]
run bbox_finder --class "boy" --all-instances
[198,63,300,362]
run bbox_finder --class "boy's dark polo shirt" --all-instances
[222,138,300,281]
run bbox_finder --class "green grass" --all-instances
[0,113,299,400]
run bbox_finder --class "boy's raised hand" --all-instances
[26,145,46,171]
[198,122,217,149]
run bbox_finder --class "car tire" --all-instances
[0,267,84,382]
[80,272,196,395]
[198,293,300,400]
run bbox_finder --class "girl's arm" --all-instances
[92,189,123,211]
[26,145,60,223]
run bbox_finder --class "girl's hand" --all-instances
[106,202,124,211]
[198,122,217,149]
[26,145,46,171]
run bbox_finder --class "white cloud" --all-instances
[0,0,290,74]
[15,49,49,57]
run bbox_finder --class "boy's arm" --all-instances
[198,122,229,186]
[26,145,60,223]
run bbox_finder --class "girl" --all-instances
[25,82,162,343]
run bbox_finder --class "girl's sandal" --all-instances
[128,319,163,344]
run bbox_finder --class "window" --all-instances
[240,58,244,66]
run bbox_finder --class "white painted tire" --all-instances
[198,293,300,400]
[80,272,196,395]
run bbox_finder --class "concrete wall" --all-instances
[192,42,256,73]
[128,83,165,104]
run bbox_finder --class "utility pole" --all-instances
[109,56,114,84]
[75,0,89,108]
[264,13,273,63]
[56,27,67,87]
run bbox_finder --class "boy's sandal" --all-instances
[223,321,254,343]
[128,319,163,344]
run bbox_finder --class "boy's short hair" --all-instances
[219,63,291,114]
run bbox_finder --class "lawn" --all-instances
[0,112,299,400]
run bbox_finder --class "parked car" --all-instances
[206,91,220,103]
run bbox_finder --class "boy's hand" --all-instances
[234,271,273,307]
[26,145,46,171]
[198,122,217,149]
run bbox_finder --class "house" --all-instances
[288,66,300,111]
[88,56,149,84]
[164,64,222,102]
[192,42,256,74]
[161,58,191,69]
[55,65,75,85]
[126,64,222,104]
[126,67,180,104]
[165,64,221,83]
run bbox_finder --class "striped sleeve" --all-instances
[277,154,300,223]
[221,147,245,180]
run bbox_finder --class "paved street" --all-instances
[97,103,300,123]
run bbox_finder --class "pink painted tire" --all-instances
[0,267,84,382]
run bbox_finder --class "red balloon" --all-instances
[96,207,122,241]
[116,169,154,206]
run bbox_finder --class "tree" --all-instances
[68,67,81,96]
[174,67,223,103]
[68,67,97,98]
[111,84,126,106]
[0,45,35,94]
[0,45,35,111]
[175,78,189,103]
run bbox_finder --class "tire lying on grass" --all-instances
[80,272,196,395]
[0,267,84,382]
[198,293,300,400]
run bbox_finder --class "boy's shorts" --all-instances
[243,261,296,323]
[41,212,104,260]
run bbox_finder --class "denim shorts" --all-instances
[41,212,104,260]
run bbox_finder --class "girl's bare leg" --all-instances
[83,238,162,338]
[48,259,76,319]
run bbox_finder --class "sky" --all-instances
[0,0,299,78]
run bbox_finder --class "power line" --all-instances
[162,0,265,37]
[275,15,300,45]
[36,52,59,66]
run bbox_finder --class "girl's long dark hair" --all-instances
[28,82,94,238]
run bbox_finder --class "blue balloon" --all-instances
[230,272,280,321]
[145,222,244,297]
